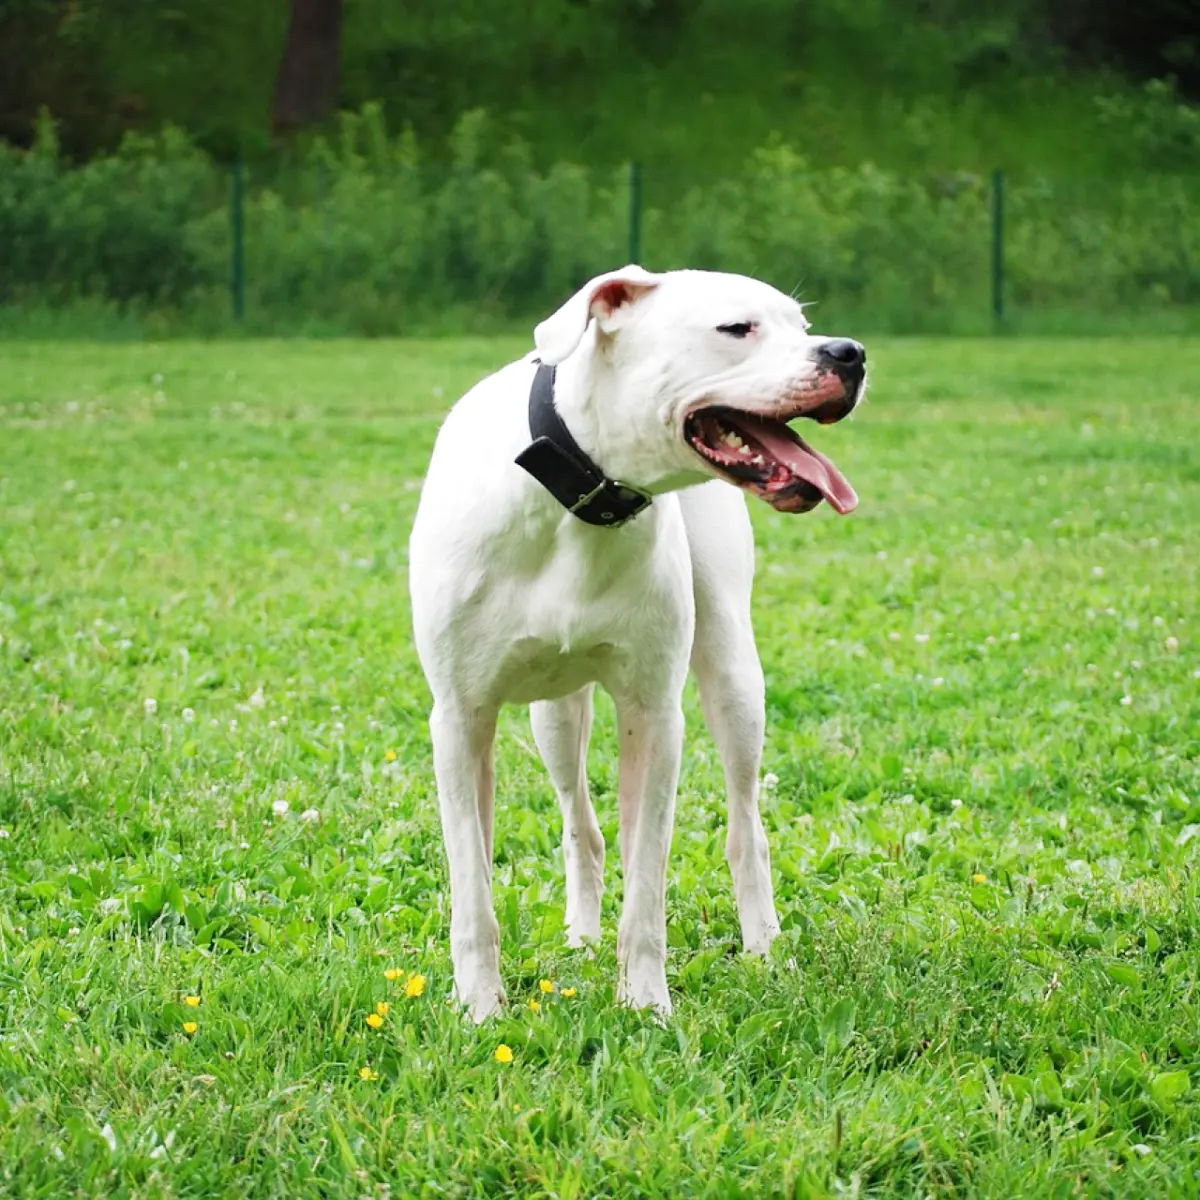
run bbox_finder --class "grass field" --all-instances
[1,335,1199,1197]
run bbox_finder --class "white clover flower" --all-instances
[1165,637,1179,654]
[1120,696,1133,707]
[272,799,290,818]
[914,633,930,644]
[762,772,779,791]
[182,707,195,724]
[143,697,158,716]
[300,808,320,823]
[249,686,265,709]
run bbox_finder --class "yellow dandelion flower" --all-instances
[366,1012,384,1029]
[973,873,987,883]
[383,968,403,982]
[182,1021,198,1035]
[358,1065,378,1081]
[538,979,554,994]
[184,995,201,1007]
[494,1043,513,1064]
[405,973,426,998]
[528,999,541,1013]
[375,1001,389,1017]
[513,1103,521,1112]
[561,987,577,998]
[385,749,397,762]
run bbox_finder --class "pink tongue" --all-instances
[738,416,858,514]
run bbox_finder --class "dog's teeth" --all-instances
[738,445,752,456]
[721,431,744,449]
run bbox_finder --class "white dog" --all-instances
[409,266,865,1022]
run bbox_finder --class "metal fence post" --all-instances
[991,168,1004,327]
[230,158,246,323]
[628,162,643,265]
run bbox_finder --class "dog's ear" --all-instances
[534,265,662,365]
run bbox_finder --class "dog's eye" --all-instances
[716,322,756,338]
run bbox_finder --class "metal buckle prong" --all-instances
[569,482,607,513]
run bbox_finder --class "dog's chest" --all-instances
[469,575,639,705]
[489,634,617,704]
[451,531,690,705]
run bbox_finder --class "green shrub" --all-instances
[0,105,1197,335]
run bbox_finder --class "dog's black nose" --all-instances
[818,339,866,370]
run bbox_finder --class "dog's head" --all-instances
[535,266,865,515]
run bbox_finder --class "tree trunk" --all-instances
[271,0,344,135]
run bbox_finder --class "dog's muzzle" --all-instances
[682,337,866,516]
[811,339,867,423]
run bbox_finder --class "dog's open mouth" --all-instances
[684,406,858,514]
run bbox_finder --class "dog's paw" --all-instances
[741,923,781,958]
[564,925,602,953]
[453,978,507,1025]
[740,911,781,957]
[617,960,672,1018]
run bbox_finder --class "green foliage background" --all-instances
[3,0,1199,173]
[1,0,1199,333]
[3,106,1199,336]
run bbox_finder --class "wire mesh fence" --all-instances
[2,125,1198,335]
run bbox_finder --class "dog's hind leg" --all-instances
[612,696,684,1015]
[682,483,781,956]
[692,620,780,955]
[530,686,604,946]
[430,701,505,1022]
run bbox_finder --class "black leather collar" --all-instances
[514,361,652,527]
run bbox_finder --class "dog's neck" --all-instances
[549,342,704,498]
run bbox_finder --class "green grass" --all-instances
[1,335,1198,1197]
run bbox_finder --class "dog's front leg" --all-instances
[614,701,685,1016]
[430,701,505,1022]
